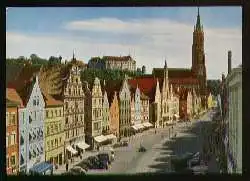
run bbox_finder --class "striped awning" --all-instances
[105,134,117,140]
[142,122,153,127]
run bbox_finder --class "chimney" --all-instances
[228,50,232,74]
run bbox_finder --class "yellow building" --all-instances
[207,92,213,110]
[43,92,65,166]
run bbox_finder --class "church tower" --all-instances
[191,7,207,109]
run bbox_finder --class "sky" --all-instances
[6,7,242,79]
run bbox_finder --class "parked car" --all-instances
[75,162,89,172]
[87,156,108,170]
[112,141,128,148]
[97,153,111,165]
[68,166,86,175]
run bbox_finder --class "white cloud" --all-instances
[6,17,242,79]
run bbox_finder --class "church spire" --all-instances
[196,7,201,30]
[73,49,76,61]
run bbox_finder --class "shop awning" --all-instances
[29,162,53,174]
[174,114,180,118]
[66,145,78,155]
[132,125,138,130]
[76,142,90,150]
[136,124,145,129]
[105,134,117,140]
[94,135,107,143]
[143,122,153,127]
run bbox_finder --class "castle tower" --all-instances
[191,7,207,109]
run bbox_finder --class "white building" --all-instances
[226,65,242,174]
[19,76,46,173]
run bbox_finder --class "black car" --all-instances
[97,153,111,165]
[67,166,86,175]
[87,156,108,170]
[138,146,147,152]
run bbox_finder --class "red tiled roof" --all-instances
[7,65,41,106]
[152,68,195,79]
[42,91,63,107]
[6,88,24,107]
[128,77,158,103]
[103,56,133,62]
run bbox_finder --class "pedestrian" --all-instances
[65,160,69,172]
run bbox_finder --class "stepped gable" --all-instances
[6,88,24,107]
[128,77,158,103]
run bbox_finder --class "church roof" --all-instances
[152,68,194,79]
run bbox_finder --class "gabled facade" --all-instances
[83,77,103,149]
[119,77,131,138]
[6,88,23,175]
[154,79,162,128]
[109,92,120,138]
[134,86,141,125]
[18,76,46,173]
[44,93,65,166]
[64,58,85,160]
[102,88,110,135]
[140,93,150,124]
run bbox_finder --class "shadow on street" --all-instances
[148,120,213,173]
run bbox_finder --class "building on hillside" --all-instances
[83,77,104,150]
[43,93,65,166]
[6,88,23,174]
[8,74,47,174]
[152,8,207,118]
[88,55,136,72]
[226,65,242,173]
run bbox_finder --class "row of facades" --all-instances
[220,51,242,173]
[6,58,204,175]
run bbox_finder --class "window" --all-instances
[94,123,98,130]
[20,135,24,146]
[51,140,54,148]
[11,114,16,125]
[29,115,32,124]
[65,117,68,124]
[7,157,9,168]
[46,111,49,118]
[10,134,16,145]
[37,100,39,106]
[55,110,58,117]
[20,155,24,165]
[10,155,15,166]
[33,99,36,106]
[47,126,50,136]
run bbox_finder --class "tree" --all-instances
[48,56,60,65]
